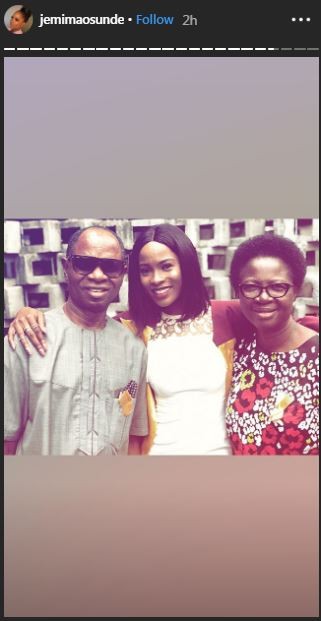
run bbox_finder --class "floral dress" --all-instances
[225,335,319,455]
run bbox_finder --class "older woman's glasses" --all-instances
[239,283,293,299]
[69,255,126,277]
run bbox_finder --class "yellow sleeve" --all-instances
[119,319,157,455]
[219,338,236,400]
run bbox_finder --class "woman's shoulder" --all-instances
[294,320,319,355]
[299,332,319,354]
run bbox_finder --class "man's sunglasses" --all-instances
[69,255,126,277]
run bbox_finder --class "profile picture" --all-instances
[4,4,33,34]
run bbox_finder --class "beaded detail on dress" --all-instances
[150,306,213,340]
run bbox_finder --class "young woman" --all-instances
[226,234,319,455]
[122,224,233,455]
[8,6,31,34]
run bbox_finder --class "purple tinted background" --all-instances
[5,458,319,617]
[4,56,318,218]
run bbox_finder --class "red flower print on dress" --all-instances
[243,443,258,455]
[308,448,319,455]
[261,445,277,455]
[262,424,278,445]
[256,377,273,399]
[283,403,306,425]
[282,449,301,455]
[279,426,305,450]
[230,433,242,454]
[234,389,256,414]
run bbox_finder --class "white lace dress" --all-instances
[147,307,231,455]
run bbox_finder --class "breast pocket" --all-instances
[105,389,135,452]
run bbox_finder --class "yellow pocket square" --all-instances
[119,390,134,416]
[116,380,138,416]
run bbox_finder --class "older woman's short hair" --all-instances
[230,234,307,291]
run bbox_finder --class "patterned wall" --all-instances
[4,218,319,332]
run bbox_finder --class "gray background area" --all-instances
[4,217,319,329]
[4,57,319,219]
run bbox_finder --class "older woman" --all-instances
[226,234,319,455]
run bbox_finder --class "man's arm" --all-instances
[128,345,149,454]
[4,337,28,454]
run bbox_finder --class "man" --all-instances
[4,226,148,455]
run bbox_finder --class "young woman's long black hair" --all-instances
[128,224,209,333]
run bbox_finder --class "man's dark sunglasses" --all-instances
[69,255,126,277]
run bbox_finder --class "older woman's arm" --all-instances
[7,307,47,356]
[297,315,319,332]
[210,299,254,346]
[211,299,319,344]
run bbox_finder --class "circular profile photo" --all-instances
[4,5,33,34]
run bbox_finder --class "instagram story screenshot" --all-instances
[2,1,319,617]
